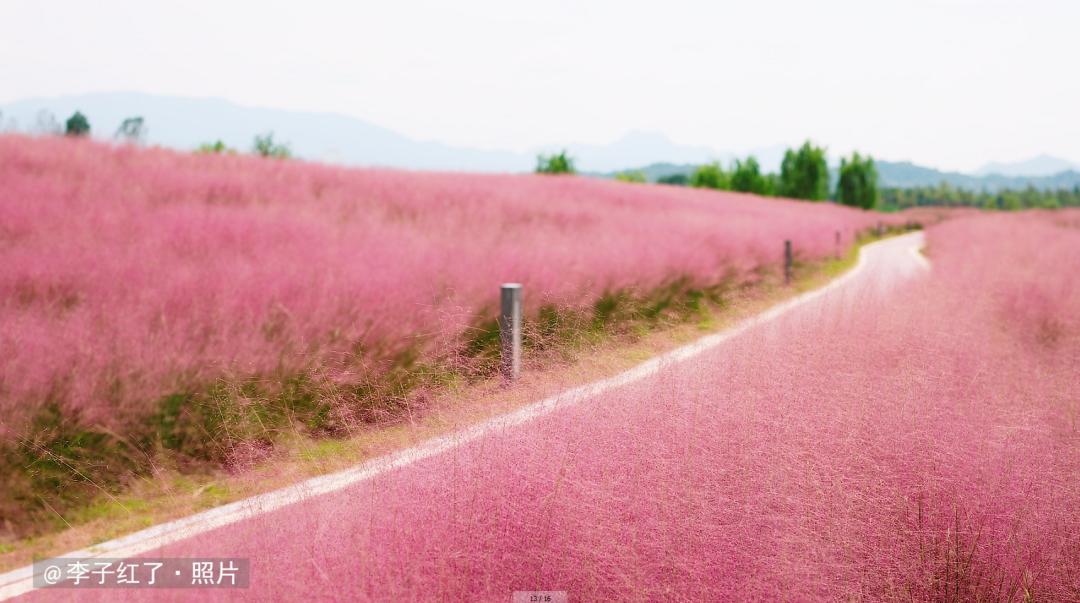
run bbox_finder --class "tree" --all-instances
[614,170,647,183]
[835,152,879,210]
[536,150,576,175]
[115,116,145,142]
[690,162,729,190]
[65,111,90,137]
[778,140,828,200]
[657,173,689,186]
[252,132,291,159]
[729,156,768,194]
[762,173,779,196]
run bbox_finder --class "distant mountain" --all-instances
[975,154,1080,177]
[546,131,726,174]
[877,160,1080,192]
[4,92,1077,190]
[875,161,982,188]
[0,92,532,172]
[0,92,792,174]
[588,162,700,181]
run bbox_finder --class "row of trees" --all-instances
[28,109,291,159]
[20,109,144,141]
[880,183,1080,211]
[536,141,879,210]
[675,141,878,210]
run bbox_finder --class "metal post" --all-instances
[877,221,884,237]
[500,283,522,382]
[784,240,793,285]
[835,230,841,260]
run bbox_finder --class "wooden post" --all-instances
[835,230,841,260]
[784,240,793,285]
[500,283,522,382]
[877,221,884,237]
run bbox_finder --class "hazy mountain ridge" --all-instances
[0,92,534,172]
[876,161,1080,191]
[975,154,1080,177]
[2,92,1077,191]
[0,92,785,174]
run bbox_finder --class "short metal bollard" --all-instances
[784,240,793,285]
[499,283,523,382]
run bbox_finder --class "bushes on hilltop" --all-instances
[536,150,576,175]
[64,111,90,137]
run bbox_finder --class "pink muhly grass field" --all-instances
[63,212,1076,602]
[0,134,884,433]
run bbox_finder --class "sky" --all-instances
[1,0,1078,172]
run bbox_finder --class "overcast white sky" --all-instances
[2,0,1077,172]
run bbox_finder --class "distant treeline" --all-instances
[552,143,1080,212]
[542,141,880,210]
[880,183,1080,211]
[17,108,292,159]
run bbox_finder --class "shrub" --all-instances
[690,162,729,190]
[196,140,234,154]
[252,132,291,159]
[536,150,576,175]
[657,173,689,186]
[614,170,647,184]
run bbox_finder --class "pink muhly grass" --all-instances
[0,134,886,432]
[29,212,1080,601]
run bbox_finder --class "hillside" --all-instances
[0,134,895,539]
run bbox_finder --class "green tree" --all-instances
[690,162,729,190]
[778,140,828,200]
[657,173,689,186]
[762,173,779,196]
[536,150,576,175]
[64,111,90,137]
[614,170,647,183]
[835,152,879,210]
[253,132,291,159]
[729,156,767,194]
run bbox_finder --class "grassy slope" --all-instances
[0,228,915,570]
